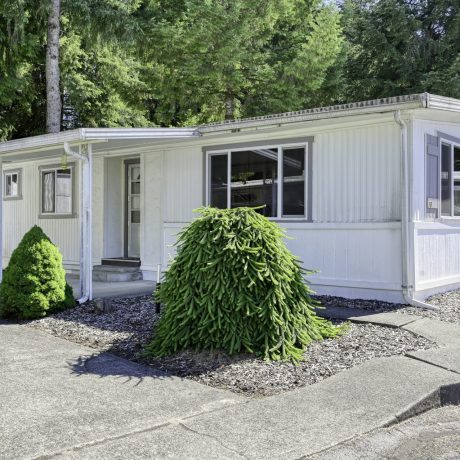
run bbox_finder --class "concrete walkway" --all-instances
[1,309,459,459]
[309,405,460,459]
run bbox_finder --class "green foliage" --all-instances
[143,0,343,124]
[0,0,153,139]
[340,0,460,101]
[2,0,459,138]
[145,207,342,362]
[0,225,75,320]
[0,0,49,140]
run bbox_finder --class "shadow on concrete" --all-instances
[68,351,173,385]
[68,344,266,384]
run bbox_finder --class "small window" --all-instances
[3,169,22,200]
[440,141,460,217]
[208,143,307,219]
[40,165,74,217]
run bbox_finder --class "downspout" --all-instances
[63,142,92,304]
[0,157,3,284]
[394,111,438,310]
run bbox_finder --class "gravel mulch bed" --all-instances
[146,321,433,396]
[26,296,160,359]
[315,290,460,325]
[26,296,434,397]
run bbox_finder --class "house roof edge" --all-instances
[197,94,431,133]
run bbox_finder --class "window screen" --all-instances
[55,170,72,214]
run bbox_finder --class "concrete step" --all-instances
[92,265,143,282]
[101,258,141,268]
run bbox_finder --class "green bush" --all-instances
[145,207,343,362]
[0,225,75,320]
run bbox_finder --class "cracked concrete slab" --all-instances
[317,306,418,328]
[407,346,460,375]
[43,423,244,460]
[0,323,244,460]
[182,356,460,459]
[306,405,460,460]
[402,317,460,347]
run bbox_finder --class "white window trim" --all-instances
[439,137,460,219]
[205,141,309,220]
[3,168,22,201]
[38,163,77,219]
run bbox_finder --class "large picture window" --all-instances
[207,143,308,219]
[40,165,74,217]
[441,141,460,217]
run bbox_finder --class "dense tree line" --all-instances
[0,0,459,140]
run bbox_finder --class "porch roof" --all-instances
[0,127,200,163]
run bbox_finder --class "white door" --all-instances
[127,164,141,258]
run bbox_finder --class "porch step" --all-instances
[92,265,143,282]
[101,258,141,268]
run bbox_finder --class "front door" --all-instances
[126,162,141,258]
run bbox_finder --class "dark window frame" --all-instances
[204,137,313,221]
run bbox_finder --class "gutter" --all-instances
[394,111,438,310]
[0,128,198,155]
[199,95,426,134]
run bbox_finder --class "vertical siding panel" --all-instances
[313,123,401,222]
[416,227,460,287]
[164,147,203,222]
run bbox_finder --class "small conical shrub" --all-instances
[145,207,343,362]
[0,225,75,320]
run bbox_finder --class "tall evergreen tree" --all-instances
[46,0,61,133]
[340,0,460,101]
[0,0,151,139]
[142,0,343,125]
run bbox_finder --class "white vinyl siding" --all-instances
[313,124,401,222]
[164,122,401,224]
[3,160,80,270]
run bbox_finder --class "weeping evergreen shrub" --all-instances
[145,207,343,362]
[0,225,75,320]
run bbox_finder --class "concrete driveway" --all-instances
[1,311,460,459]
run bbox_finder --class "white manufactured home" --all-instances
[1,94,460,305]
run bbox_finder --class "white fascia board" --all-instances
[83,127,200,140]
[0,127,200,157]
[0,129,84,155]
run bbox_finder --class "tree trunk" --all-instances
[46,0,61,133]
[225,92,235,120]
